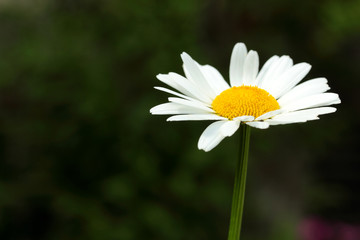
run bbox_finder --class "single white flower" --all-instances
[150,43,341,152]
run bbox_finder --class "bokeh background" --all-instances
[0,0,359,240]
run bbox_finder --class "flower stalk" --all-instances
[227,124,251,240]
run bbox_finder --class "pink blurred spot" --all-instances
[299,218,333,240]
[337,223,360,240]
[299,217,360,240]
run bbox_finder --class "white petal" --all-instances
[167,114,226,121]
[255,109,284,120]
[242,50,259,86]
[200,134,225,152]
[269,63,312,99]
[266,107,337,125]
[198,121,240,152]
[254,55,279,86]
[201,65,230,95]
[266,119,307,125]
[198,121,226,152]
[168,97,214,112]
[169,72,213,103]
[156,74,194,98]
[157,73,211,103]
[259,56,293,90]
[232,116,255,122]
[246,121,270,129]
[274,107,336,120]
[154,86,210,106]
[277,78,330,106]
[281,93,341,112]
[221,121,241,136]
[230,43,247,87]
[150,102,211,115]
[181,52,217,99]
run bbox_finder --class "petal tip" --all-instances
[156,74,165,79]
[248,50,259,56]
[234,42,246,49]
[180,52,191,60]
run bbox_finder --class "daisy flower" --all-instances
[150,43,340,152]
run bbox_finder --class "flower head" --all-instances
[150,43,341,151]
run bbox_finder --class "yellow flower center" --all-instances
[212,86,280,120]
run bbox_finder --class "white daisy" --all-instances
[150,43,341,152]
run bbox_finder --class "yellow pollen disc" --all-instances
[212,86,280,120]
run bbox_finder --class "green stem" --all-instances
[227,124,251,240]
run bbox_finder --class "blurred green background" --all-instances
[0,0,359,240]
